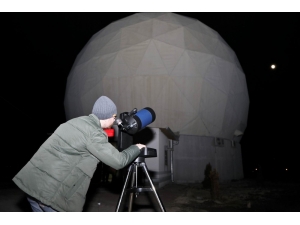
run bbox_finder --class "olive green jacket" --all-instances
[13,114,140,212]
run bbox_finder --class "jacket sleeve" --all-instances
[86,130,140,170]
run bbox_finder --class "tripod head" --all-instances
[133,147,157,164]
[139,147,157,158]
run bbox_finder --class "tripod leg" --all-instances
[115,164,133,212]
[141,163,166,212]
[128,164,137,212]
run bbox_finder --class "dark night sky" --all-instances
[1,11,299,179]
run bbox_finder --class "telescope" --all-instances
[115,107,165,212]
[116,107,156,135]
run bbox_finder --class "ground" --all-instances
[1,178,300,212]
[167,179,300,212]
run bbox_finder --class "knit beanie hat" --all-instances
[92,96,117,120]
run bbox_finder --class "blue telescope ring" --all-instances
[133,107,156,130]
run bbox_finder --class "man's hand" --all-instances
[135,143,146,150]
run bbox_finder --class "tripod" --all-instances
[115,148,166,212]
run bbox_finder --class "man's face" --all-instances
[108,114,117,128]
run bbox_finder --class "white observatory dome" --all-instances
[64,13,249,140]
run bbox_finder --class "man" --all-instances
[13,96,145,212]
